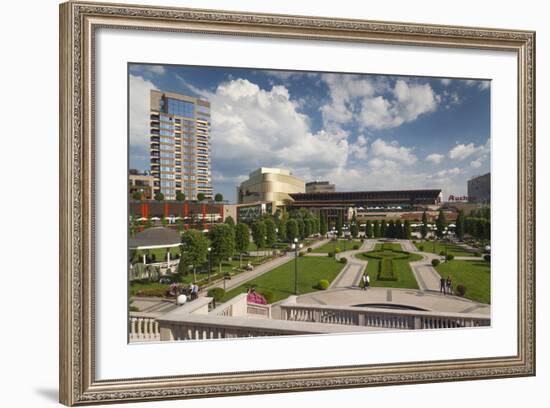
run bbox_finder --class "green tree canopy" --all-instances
[421,211,428,239]
[373,220,380,238]
[277,219,287,241]
[404,220,412,239]
[132,191,143,201]
[154,192,164,201]
[456,209,465,240]
[224,216,235,227]
[197,193,206,201]
[365,220,373,238]
[251,220,267,250]
[286,218,298,242]
[208,224,236,264]
[265,218,277,247]
[235,223,250,254]
[178,229,209,275]
[214,193,223,202]
[320,215,328,237]
[176,191,186,201]
[436,209,447,238]
[296,218,305,239]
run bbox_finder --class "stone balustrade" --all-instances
[128,312,161,342]
[279,299,490,330]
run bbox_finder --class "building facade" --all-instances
[150,90,212,201]
[467,173,491,204]
[129,171,155,200]
[237,168,305,208]
[305,181,335,193]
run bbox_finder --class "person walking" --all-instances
[446,276,452,295]
[365,274,370,289]
[440,277,446,295]
[361,274,368,290]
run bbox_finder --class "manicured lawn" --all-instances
[414,241,476,257]
[435,260,491,304]
[312,239,361,253]
[219,256,345,303]
[360,243,421,289]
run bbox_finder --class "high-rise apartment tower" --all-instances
[149,90,212,200]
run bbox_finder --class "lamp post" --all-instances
[207,247,212,282]
[291,237,303,295]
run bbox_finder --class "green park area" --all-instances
[436,260,491,304]
[414,241,476,257]
[312,239,361,253]
[219,256,345,303]
[360,243,421,289]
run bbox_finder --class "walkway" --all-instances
[296,286,490,315]
[329,240,375,289]
[399,240,444,292]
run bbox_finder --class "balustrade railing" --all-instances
[280,302,490,330]
[128,312,161,342]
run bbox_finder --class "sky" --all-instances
[129,63,490,203]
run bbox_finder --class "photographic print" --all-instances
[127,64,492,342]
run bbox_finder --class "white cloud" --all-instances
[370,138,417,165]
[129,75,158,149]
[359,80,440,129]
[470,158,483,168]
[426,153,445,164]
[449,142,485,160]
[440,78,452,86]
[435,167,462,177]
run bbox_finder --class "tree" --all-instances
[303,218,312,238]
[208,224,236,275]
[277,219,287,241]
[154,192,164,201]
[214,193,223,202]
[404,220,412,239]
[224,216,235,227]
[395,220,403,239]
[436,209,447,238]
[296,218,305,239]
[197,192,206,202]
[286,218,299,242]
[179,229,209,281]
[421,211,428,239]
[320,215,328,237]
[176,191,186,201]
[388,220,396,238]
[373,220,380,238]
[132,191,143,201]
[350,223,359,239]
[456,209,465,240]
[335,214,342,237]
[251,220,267,253]
[380,220,387,237]
[235,223,250,267]
[265,218,277,247]
[365,220,373,238]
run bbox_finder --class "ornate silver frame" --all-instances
[59,1,536,405]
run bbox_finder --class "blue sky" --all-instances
[129,63,490,202]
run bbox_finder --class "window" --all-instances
[165,98,195,117]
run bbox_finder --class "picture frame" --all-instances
[59,1,536,405]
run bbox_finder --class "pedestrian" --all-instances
[446,276,452,295]
[366,274,370,289]
[361,274,368,290]
[440,277,446,295]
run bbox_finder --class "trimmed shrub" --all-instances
[377,258,397,281]
[207,287,226,302]
[483,254,491,262]
[298,251,305,257]
[258,289,274,304]
[317,279,330,290]
[455,284,467,297]
[353,244,360,250]
[474,252,481,257]
[439,250,446,256]
[339,257,348,264]
[419,245,424,251]
[327,251,334,258]
[334,247,341,254]
[307,247,312,253]
[431,259,440,267]
[446,254,455,261]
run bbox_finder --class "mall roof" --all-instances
[129,227,181,249]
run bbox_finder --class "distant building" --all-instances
[129,172,155,200]
[237,168,305,208]
[306,181,335,193]
[467,173,491,204]
[149,90,212,201]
